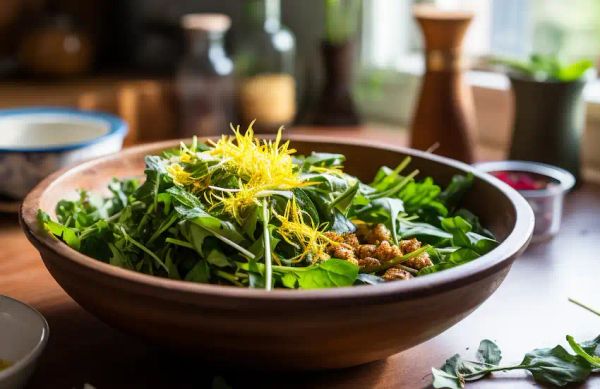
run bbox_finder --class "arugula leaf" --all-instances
[398,220,451,245]
[355,273,385,285]
[329,210,356,233]
[206,249,232,268]
[240,259,359,289]
[432,367,463,389]
[298,152,345,169]
[432,337,599,388]
[477,339,502,366]
[521,345,592,386]
[438,174,473,212]
[135,170,161,207]
[297,259,359,289]
[454,209,494,239]
[329,180,359,215]
[580,335,600,356]
[108,242,133,270]
[38,210,81,250]
[353,197,405,244]
[164,250,181,280]
[185,259,210,283]
[440,350,493,382]
[281,272,299,288]
[441,217,472,247]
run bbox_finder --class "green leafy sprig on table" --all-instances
[38,126,497,289]
[432,299,600,388]
[491,53,594,82]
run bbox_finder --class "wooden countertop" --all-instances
[1,129,599,388]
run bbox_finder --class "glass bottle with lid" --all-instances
[176,14,235,137]
[235,0,297,131]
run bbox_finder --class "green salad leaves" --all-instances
[433,336,600,389]
[38,127,497,289]
[433,299,600,388]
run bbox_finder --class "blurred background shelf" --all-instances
[0,75,178,145]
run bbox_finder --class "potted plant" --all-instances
[311,0,362,126]
[493,54,595,180]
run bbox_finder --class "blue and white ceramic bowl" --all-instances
[0,108,127,199]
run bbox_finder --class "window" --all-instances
[362,0,600,72]
[358,0,600,125]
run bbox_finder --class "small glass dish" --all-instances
[0,295,49,389]
[474,160,575,242]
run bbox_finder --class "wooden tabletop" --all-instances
[1,129,599,388]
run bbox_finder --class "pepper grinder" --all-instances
[410,5,476,163]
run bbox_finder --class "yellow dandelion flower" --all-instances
[180,153,193,164]
[309,165,345,176]
[210,182,262,223]
[167,163,194,186]
[274,197,332,263]
[207,123,313,218]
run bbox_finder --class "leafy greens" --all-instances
[39,126,497,289]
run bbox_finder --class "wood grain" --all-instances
[1,129,599,388]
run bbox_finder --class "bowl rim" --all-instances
[20,135,534,302]
[0,295,49,381]
[0,107,128,153]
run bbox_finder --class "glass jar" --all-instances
[235,0,296,131]
[474,160,575,242]
[176,14,235,137]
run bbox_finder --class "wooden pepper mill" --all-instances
[410,6,476,163]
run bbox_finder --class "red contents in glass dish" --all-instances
[492,171,548,190]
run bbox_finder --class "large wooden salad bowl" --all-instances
[20,136,534,370]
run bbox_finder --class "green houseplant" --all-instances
[493,54,595,180]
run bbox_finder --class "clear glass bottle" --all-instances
[176,14,235,137]
[235,0,296,131]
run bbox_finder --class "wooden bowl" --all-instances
[20,136,534,370]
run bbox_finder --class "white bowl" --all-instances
[0,296,49,389]
[0,107,128,199]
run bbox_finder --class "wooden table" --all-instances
[1,131,599,388]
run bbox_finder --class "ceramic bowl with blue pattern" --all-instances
[0,108,127,199]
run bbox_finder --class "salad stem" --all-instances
[569,297,600,317]
[215,270,244,287]
[263,198,273,291]
[461,364,529,379]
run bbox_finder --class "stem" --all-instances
[370,169,419,199]
[363,245,430,273]
[147,213,179,245]
[165,237,194,249]
[262,198,273,291]
[462,364,529,379]
[215,270,244,287]
[569,297,600,317]
[237,262,312,274]
[136,203,155,235]
[121,227,168,272]
[196,223,255,259]
[384,156,411,185]
[398,264,418,275]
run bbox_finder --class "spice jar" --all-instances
[176,14,235,137]
[235,0,297,131]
